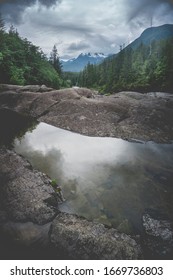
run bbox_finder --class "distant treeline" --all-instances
[78,39,173,93]
[0,16,63,88]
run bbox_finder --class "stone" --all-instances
[142,213,173,259]
[0,148,57,225]
[0,148,142,259]
[51,213,142,260]
[0,85,173,143]
[0,84,173,259]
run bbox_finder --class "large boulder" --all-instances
[0,85,173,142]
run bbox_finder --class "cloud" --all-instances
[126,0,173,22]
[0,0,62,23]
[1,0,173,58]
[67,40,90,51]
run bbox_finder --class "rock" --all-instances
[0,148,57,225]
[0,85,173,142]
[142,213,173,259]
[22,85,53,92]
[50,213,142,260]
[0,84,173,259]
[0,84,54,93]
[0,148,142,259]
[73,87,94,98]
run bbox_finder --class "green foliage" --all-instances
[49,44,62,76]
[10,66,25,85]
[51,179,58,187]
[62,71,80,87]
[0,16,62,88]
[0,14,5,32]
[0,52,3,64]
[78,39,173,93]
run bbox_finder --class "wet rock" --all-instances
[0,148,142,259]
[142,213,173,259]
[51,213,142,260]
[0,148,57,225]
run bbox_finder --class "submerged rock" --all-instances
[142,213,173,259]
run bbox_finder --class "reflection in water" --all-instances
[14,123,173,234]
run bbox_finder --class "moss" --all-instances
[51,179,58,187]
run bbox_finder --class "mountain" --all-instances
[78,24,173,93]
[127,24,173,50]
[61,52,108,72]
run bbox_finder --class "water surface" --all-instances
[14,122,173,234]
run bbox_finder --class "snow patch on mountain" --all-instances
[61,52,109,72]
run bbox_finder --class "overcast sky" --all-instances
[0,0,173,59]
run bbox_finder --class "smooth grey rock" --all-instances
[0,85,173,142]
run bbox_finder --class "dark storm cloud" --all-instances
[1,0,173,57]
[0,0,62,23]
[0,0,62,6]
[127,0,173,22]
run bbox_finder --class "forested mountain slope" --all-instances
[0,18,62,88]
[78,24,173,93]
[128,24,173,50]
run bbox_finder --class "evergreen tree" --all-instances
[0,21,62,88]
[50,44,62,76]
[0,14,5,32]
[79,38,173,93]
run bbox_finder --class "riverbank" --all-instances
[0,84,173,259]
[0,84,173,143]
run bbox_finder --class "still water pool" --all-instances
[14,122,173,234]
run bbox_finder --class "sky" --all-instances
[0,0,173,59]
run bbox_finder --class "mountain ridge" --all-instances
[61,52,109,72]
[62,24,173,73]
[127,23,173,50]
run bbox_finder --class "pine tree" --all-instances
[0,14,5,32]
[50,44,62,76]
